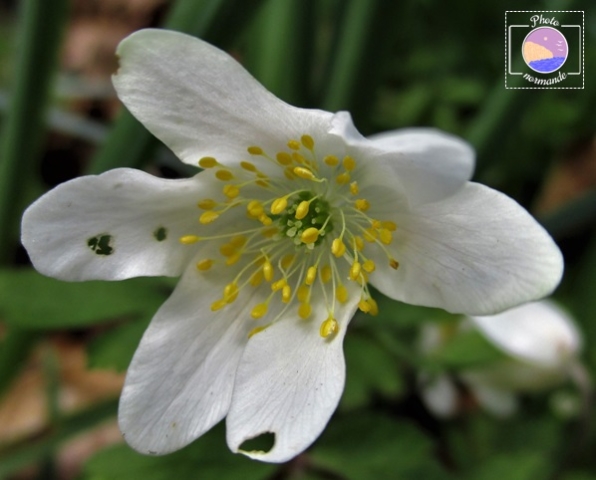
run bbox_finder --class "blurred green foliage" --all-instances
[0,0,595,478]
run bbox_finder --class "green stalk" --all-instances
[0,328,38,399]
[319,0,402,132]
[246,0,314,106]
[86,0,266,175]
[0,0,69,264]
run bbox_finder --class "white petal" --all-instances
[113,29,337,167]
[369,183,563,315]
[119,260,261,454]
[364,128,475,206]
[465,380,518,417]
[470,301,581,368]
[419,373,459,418]
[21,168,220,281]
[226,290,359,463]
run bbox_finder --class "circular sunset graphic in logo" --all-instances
[522,27,568,74]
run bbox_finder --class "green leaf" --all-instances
[310,412,452,479]
[0,269,168,329]
[87,318,150,372]
[81,423,275,480]
[465,452,550,480]
[341,333,404,410]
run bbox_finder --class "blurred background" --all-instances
[0,0,595,478]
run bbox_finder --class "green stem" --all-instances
[0,0,69,264]
[0,328,39,399]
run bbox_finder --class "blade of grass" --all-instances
[0,0,69,264]
[319,0,401,132]
[86,0,266,175]
[245,0,314,106]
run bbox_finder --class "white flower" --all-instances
[420,301,581,418]
[21,29,563,462]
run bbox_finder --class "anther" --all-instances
[271,197,288,215]
[320,317,339,338]
[336,285,348,303]
[263,261,274,281]
[240,161,257,171]
[251,303,268,319]
[354,199,370,212]
[298,303,312,319]
[197,199,217,210]
[305,266,317,285]
[331,238,346,257]
[349,261,361,281]
[200,211,219,224]
[247,146,264,155]
[215,170,233,181]
[389,259,399,270]
[196,259,213,271]
[295,200,310,220]
[362,259,376,273]
[248,325,268,338]
[293,167,315,180]
[349,181,359,195]
[301,227,320,244]
[343,156,356,171]
[382,221,397,231]
[336,172,350,185]
[282,285,292,303]
[198,157,217,168]
[211,298,227,311]
[276,152,292,165]
[223,184,240,199]
[324,155,339,166]
[179,235,200,244]
[287,140,301,150]
[320,265,332,283]
[301,135,315,150]
[297,285,310,302]
[247,200,264,217]
[379,228,392,245]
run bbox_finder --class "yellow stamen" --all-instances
[271,278,287,292]
[354,199,370,212]
[336,172,350,185]
[298,303,312,319]
[331,238,346,257]
[282,285,291,303]
[198,157,217,168]
[305,266,317,285]
[250,270,264,286]
[251,303,268,319]
[248,325,268,338]
[320,317,339,338]
[215,170,233,181]
[247,146,264,155]
[295,200,310,220]
[276,152,292,165]
[390,259,399,270]
[196,259,213,271]
[354,236,364,251]
[324,155,339,166]
[382,221,397,231]
[293,167,315,180]
[230,235,247,248]
[362,259,376,273]
[379,228,393,245]
[200,211,219,224]
[271,197,288,215]
[320,265,332,283]
[179,235,200,244]
[226,252,242,265]
[343,156,356,171]
[358,299,371,313]
[263,261,274,281]
[223,184,240,199]
[349,181,359,195]
[224,283,238,303]
[259,214,273,226]
[240,161,257,171]
[301,227,320,244]
[197,199,217,210]
[219,243,236,257]
[349,261,361,281]
[297,285,310,302]
[281,254,295,270]
[287,139,301,150]
[336,285,348,303]
[301,134,315,150]
[368,297,379,316]
[211,298,227,311]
